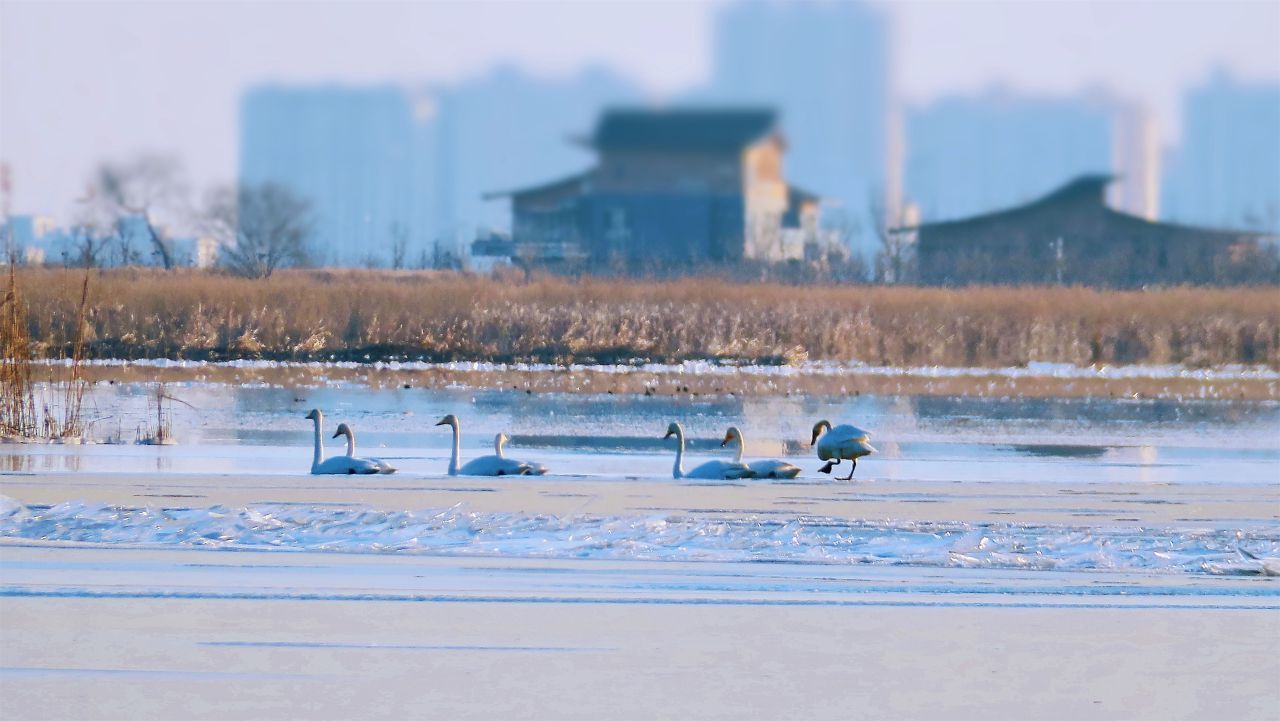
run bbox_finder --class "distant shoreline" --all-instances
[36,357,1280,401]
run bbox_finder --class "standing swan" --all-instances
[721,426,801,479]
[664,422,755,480]
[811,420,876,480]
[304,409,385,475]
[435,414,532,476]
[332,422,397,474]
[494,432,549,475]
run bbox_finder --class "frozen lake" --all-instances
[2,382,1278,484]
[2,381,1278,719]
[1,382,1277,577]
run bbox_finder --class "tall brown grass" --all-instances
[15,267,1280,368]
[1,264,37,437]
[2,266,91,440]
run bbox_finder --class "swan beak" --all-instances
[331,430,341,438]
[662,431,674,439]
[720,434,732,447]
[434,418,448,426]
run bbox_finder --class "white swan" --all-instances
[493,432,549,475]
[721,426,801,479]
[304,409,384,475]
[436,414,532,476]
[332,422,397,474]
[810,419,876,480]
[664,422,754,480]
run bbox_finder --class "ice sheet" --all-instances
[3,496,1275,576]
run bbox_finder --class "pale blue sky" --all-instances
[2,0,1278,222]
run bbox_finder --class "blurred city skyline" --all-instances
[2,0,1278,235]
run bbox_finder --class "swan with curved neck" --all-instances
[663,422,754,480]
[304,409,384,475]
[494,432,549,475]
[721,426,801,479]
[810,419,876,480]
[331,422,396,474]
[435,414,532,476]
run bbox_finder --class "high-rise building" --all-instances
[1108,101,1161,221]
[703,0,894,255]
[240,71,639,266]
[239,86,430,266]
[431,66,641,251]
[904,90,1115,222]
[1162,71,1280,233]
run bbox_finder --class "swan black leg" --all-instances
[819,460,837,474]
[839,458,857,481]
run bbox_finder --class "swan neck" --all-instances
[311,415,324,471]
[672,428,684,479]
[733,432,744,464]
[345,430,355,457]
[494,434,504,458]
[448,422,461,476]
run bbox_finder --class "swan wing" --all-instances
[833,437,876,459]
[364,456,398,474]
[508,457,549,475]
[748,459,802,479]
[818,425,875,461]
[832,424,872,441]
[312,456,382,475]
[686,460,755,480]
[460,455,531,476]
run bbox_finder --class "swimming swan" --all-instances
[664,422,755,480]
[494,432,549,475]
[304,409,385,475]
[721,426,801,479]
[810,419,876,480]
[436,414,532,476]
[332,422,397,474]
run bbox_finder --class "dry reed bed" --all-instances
[17,268,1280,368]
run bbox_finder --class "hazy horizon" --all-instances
[2,0,1278,224]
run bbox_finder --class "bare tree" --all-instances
[203,183,312,279]
[869,190,915,285]
[87,155,188,269]
[389,221,408,270]
[69,225,110,268]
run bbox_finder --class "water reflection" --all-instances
[1008,445,1110,459]
[0,383,1275,483]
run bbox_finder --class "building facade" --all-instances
[703,0,894,255]
[489,109,825,268]
[905,91,1116,223]
[1,214,217,269]
[1162,71,1280,234]
[240,86,426,266]
[908,175,1274,287]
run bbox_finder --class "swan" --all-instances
[331,422,397,474]
[721,426,801,479]
[304,409,385,475]
[436,414,532,476]
[493,432,549,475]
[663,422,755,480]
[810,419,876,480]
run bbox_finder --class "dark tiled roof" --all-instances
[788,185,821,204]
[895,174,1264,240]
[483,171,591,200]
[591,108,778,151]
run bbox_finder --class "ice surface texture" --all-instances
[1,496,1274,576]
